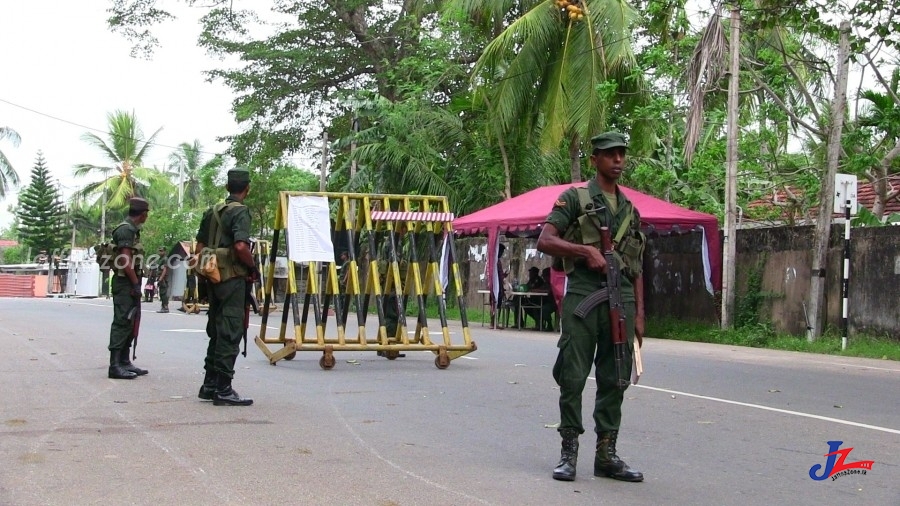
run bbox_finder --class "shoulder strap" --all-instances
[208,202,244,248]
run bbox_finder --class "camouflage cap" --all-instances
[591,131,628,151]
[129,197,149,213]
[227,167,251,185]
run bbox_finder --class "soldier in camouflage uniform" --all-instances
[193,168,258,406]
[537,132,646,483]
[107,197,151,380]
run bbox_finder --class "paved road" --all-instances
[1,297,897,506]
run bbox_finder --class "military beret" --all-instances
[591,131,628,151]
[129,197,149,213]
[227,167,251,185]
[529,266,540,272]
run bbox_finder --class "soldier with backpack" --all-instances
[537,131,646,483]
[192,168,259,406]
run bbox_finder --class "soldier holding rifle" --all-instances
[537,131,646,483]
[106,197,151,380]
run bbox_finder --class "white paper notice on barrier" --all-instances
[286,195,335,263]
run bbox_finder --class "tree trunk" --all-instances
[569,132,582,183]
[807,21,850,341]
[498,135,512,200]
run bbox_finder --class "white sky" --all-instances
[0,0,241,230]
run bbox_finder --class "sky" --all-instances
[0,0,241,230]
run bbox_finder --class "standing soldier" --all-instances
[156,247,170,313]
[537,132,646,482]
[107,197,151,380]
[193,167,258,406]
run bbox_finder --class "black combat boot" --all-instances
[213,375,253,406]
[552,429,579,481]
[198,371,217,401]
[594,431,643,482]
[119,347,148,376]
[108,350,137,379]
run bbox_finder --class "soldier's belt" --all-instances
[573,287,609,319]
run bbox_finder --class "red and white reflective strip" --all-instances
[370,211,454,222]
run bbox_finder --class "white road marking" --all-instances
[627,383,900,435]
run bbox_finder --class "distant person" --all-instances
[492,243,508,329]
[156,247,170,313]
[107,197,151,380]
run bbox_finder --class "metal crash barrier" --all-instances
[255,191,476,369]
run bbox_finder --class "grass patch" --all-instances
[647,317,899,361]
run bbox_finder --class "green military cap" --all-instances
[227,167,251,185]
[129,197,149,212]
[591,131,628,151]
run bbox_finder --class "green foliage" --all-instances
[1,244,29,264]
[852,207,900,226]
[0,126,21,199]
[139,208,201,254]
[243,163,319,238]
[646,317,900,361]
[16,152,68,256]
[73,110,167,211]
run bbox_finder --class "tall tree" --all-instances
[16,151,68,256]
[464,0,647,183]
[168,140,221,208]
[0,126,21,199]
[73,110,169,239]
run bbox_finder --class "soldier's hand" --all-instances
[248,266,261,283]
[584,247,607,274]
[131,283,142,298]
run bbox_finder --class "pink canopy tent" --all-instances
[453,182,722,301]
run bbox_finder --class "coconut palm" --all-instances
[0,126,21,199]
[167,140,221,209]
[461,0,645,182]
[73,110,169,237]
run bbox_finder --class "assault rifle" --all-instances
[243,277,259,357]
[572,216,629,390]
[126,300,142,359]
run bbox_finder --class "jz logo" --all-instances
[808,441,874,481]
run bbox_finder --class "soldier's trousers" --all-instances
[204,277,245,379]
[158,281,169,307]
[553,292,635,435]
[109,277,137,351]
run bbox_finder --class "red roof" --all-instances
[748,175,900,220]
[0,239,18,248]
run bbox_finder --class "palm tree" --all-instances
[0,126,21,199]
[462,0,644,182]
[168,140,218,209]
[73,110,167,237]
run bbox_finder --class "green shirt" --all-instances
[112,217,144,274]
[544,179,642,302]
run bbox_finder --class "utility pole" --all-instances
[721,4,740,329]
[807,21,851,341]
[320,131,328,192]
[178,161,184,209]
